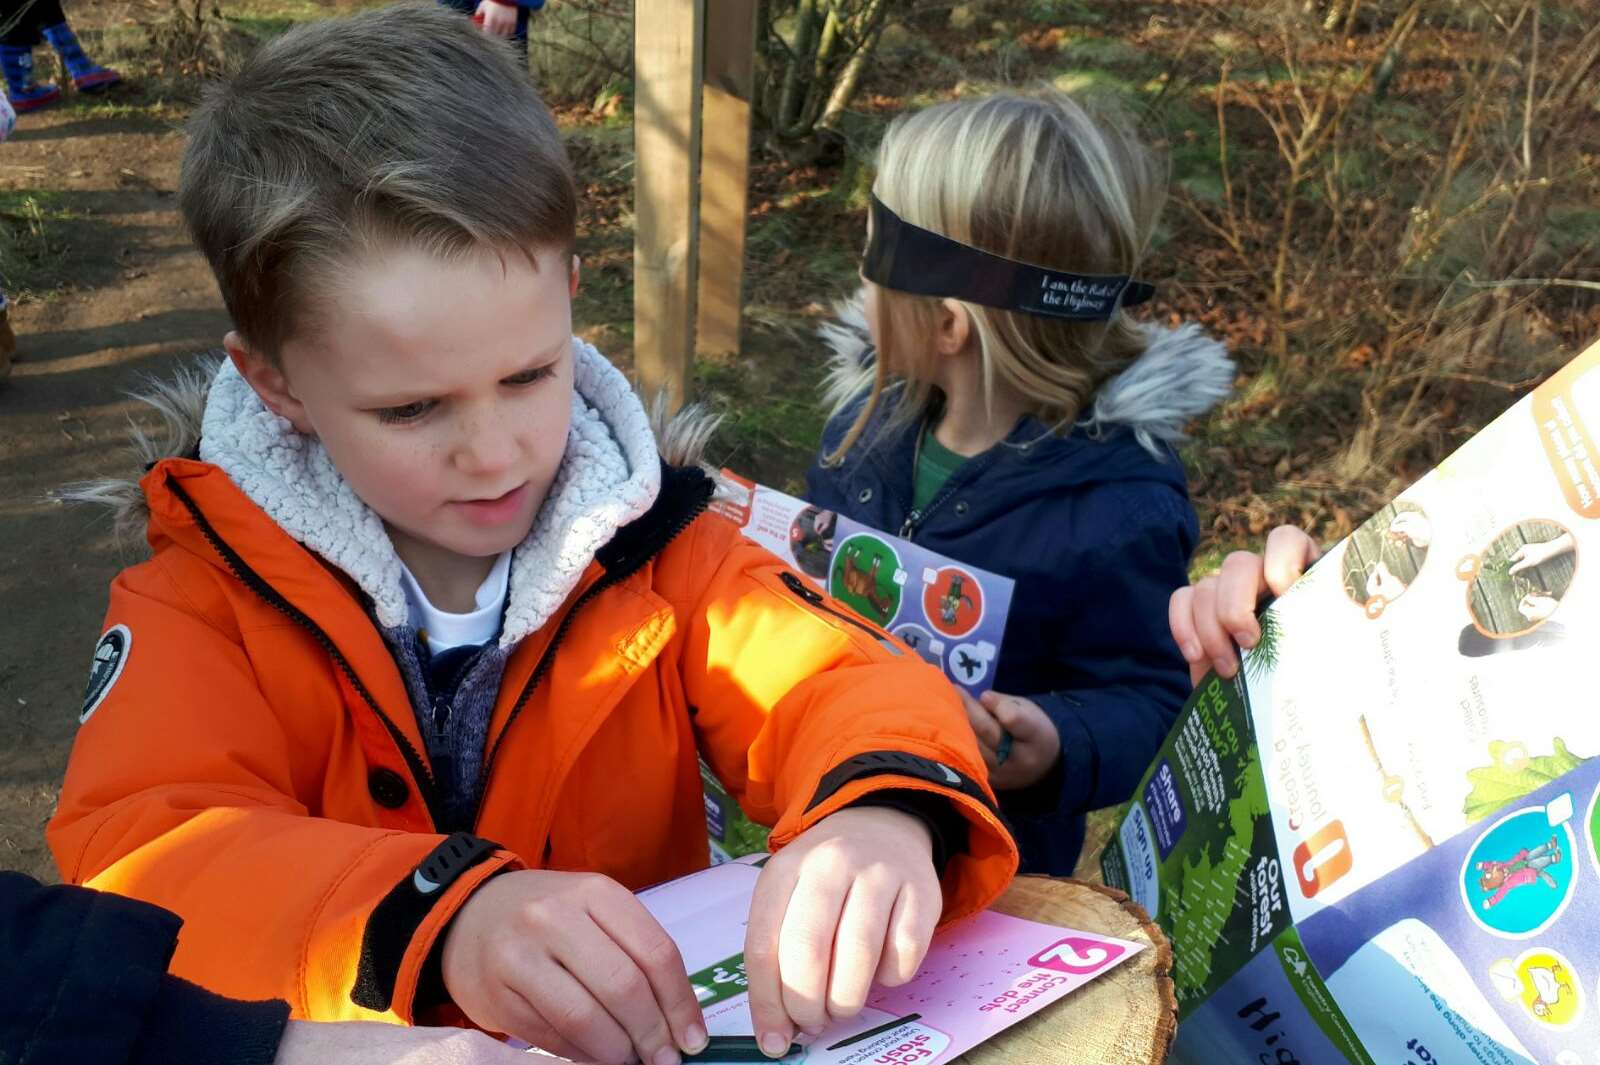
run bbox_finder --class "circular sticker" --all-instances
[1339,501,1430,617]
[922,565,984,638]
[788,506,835,581]
[948,641,993,687]
[1489,949,1584,1028]
[1460,807,1577,939]
[829,533,904,626]
[1585,784,1600,882]
[892,622,942,668]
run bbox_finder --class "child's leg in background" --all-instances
[39,7,121,94]
[1,0,66,111]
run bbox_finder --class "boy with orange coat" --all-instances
[46,5,1017,1062]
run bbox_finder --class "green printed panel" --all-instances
[1102,674,1292,1017]
[701,760,771,860]
[688,952,749,1009]
[1271,927,1374,1065]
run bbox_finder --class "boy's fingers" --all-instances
[508,957,634,1064]
[567,910,687,1065]
[876,879,939,988]
[1187,577,1238,679]
[504,994,592,1062]
[745,860,800,1056]
[1264,525,1319,594]
[777,863,851,1034]
[1215,552,1265,647]
[825,879,891,1020]
[590,890,707,1055]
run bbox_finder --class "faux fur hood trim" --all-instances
[66,342,721,647]
[819,289,1235,458]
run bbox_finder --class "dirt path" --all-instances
[0,102,227,881]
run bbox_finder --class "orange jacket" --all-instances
[48,457,1017,1024]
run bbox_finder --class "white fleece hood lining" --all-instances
[198,338,662,648]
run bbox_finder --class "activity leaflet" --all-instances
[702,470,1016,863]
[1101,337,1600,1064]
[637,854,1143,1064]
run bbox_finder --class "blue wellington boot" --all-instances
[41,23,121,94]
[1,45,61,112]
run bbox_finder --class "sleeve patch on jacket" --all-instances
[805,750,999,819]
[350,833,497,1012]
[80,624,131,724]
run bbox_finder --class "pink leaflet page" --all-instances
[638,858,1144,1065]
[801,911,1144,1065]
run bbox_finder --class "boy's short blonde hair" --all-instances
[179,1,577,362]
[830,90,1165,461]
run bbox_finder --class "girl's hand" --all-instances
[1169,525,1321,686]
[1508,532,1576,575]
[744,807,941,1055]
[960,690,1061,790]
[475,0,520,37]
[441,870,707,1065]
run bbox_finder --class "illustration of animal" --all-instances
[956,650,981,679]
[841,548,895,622]
[1527,963,1572,1018]
[938,574,976,625]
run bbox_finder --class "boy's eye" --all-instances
[503,364,556,387]
[375,399,437,424]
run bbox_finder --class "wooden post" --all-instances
[693,0,759,362]
[633,0,705,410]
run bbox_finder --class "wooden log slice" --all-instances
[954,876,1177,1065]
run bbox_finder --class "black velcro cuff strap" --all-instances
[805,750,999,820]
[351,833,498,1012]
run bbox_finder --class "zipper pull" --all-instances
[780,570,823,603]
[899,510,921,538]
[432,696,451,734]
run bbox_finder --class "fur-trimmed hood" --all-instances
[818,289,1234,461]
[65,340,718,646]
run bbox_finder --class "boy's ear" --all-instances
[934,298,974,357]
[223,330,313,435]
[569,254,581,298]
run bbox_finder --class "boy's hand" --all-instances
[744,807,941,1054]
[441,870,707,1065]
[1169,525,1321,686]
[475,0,519,37]
[960,690,1060,790]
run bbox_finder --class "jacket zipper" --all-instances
[778,571,901,655]
[897,426,1006,540]
[168,480,448,829]
[466,486,712,830]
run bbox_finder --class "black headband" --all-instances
[861,193,1154,321]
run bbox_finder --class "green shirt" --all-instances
[913,424,969,511]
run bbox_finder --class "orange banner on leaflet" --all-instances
[1532,337,1600,520]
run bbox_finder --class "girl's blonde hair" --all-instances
[826,89,1166,464]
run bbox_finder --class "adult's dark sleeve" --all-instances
[0,872,290,1065]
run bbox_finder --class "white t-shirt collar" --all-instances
[398,550,512,654]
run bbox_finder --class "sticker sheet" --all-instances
[709,471,1015,695]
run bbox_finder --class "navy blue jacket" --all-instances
[0,872,289,1065]
[806,318,1231,875]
